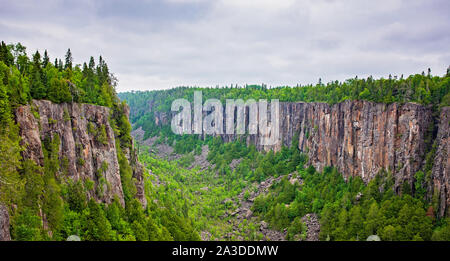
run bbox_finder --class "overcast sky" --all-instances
[1,0,449,92]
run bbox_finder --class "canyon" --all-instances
[149,100,449,217]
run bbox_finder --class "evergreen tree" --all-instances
[30,51,46,99]
[83,199,113,241]
[42,50,49,68]
[0,41,13,66]
[64,48,72,70]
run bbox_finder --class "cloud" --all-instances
[0,0,449,91]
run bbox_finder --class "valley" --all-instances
[0,41,449,241]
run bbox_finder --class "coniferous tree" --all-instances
[42,50,49,68]
[57,58,63,71]
[0,41,13,66]
[88,56,95,70]
[30,51,46,99]
[64,48,72,70]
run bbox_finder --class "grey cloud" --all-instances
[0,0,449,91]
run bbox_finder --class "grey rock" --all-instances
[431,107,450,217]
[15,100,147,208]
[366,235,381,241]
[67,235,81,241]
[0,205,10,241]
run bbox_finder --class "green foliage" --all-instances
[0,41,118,108]
[64,180,87,213]
[83,199,114,241]
[119,71,450,143]
[97,125,108,145]
[431,218,450,241]
[117,144,137,202]
[21,160,44,211]
[2,40,450,241]
[12,207,43,241]
[88,122,109,145]
[42,178,64,237]
[1,41,191,242]
[251,164,436,241]
[286,217,306,240]
[63,108,70,122]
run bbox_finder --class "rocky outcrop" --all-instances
[432,107,450,217]
[122,104,147,207]
[123,139,148,207]
[203,101,432,189]
[204,101,432,186]
[301,214,320,241]
[224,173,299,241]
[154,111,169,126]
[281,101,432,185]
[0,204,10,241]
[15,100,146,207]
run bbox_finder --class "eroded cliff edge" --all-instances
[15,100,147,207]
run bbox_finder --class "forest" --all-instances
[134,134,450,241]
[119,67,450,241]
[0,41,199,241]
[1,40,450,241]
[119,67,450,141]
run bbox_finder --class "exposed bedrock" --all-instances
[15,100,147,207]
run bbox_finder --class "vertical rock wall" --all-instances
[432,107,450,217]
[15,100,147,207]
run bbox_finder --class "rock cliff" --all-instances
[432,107,450,217]
[15,100,146,207]
[218,101,432,184]
[278,101,432,185]
[146,100,449,216]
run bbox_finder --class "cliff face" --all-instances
[432,107,450,217]
[15,100,146,207]
[278,101,432,185]
[149,100,450,216]
[218,101,432,184]
[123,105,147,207]
[264,101,448,216]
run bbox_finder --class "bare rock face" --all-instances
[154,111,169,126]
[432,107,450,217]
[225,101,432,186]
[15,100,145,207]
[122,104,148,207]
[283,101,432,186]
[0,204,10,241]
[123,139,148,208]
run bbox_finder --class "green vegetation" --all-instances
[253,165,438,241]
[139,145,254,240]
[136,135,450,241]
[117,65,450,241]
[0,41,199,241]
[119,70,450,141]
[1,40,450,241]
